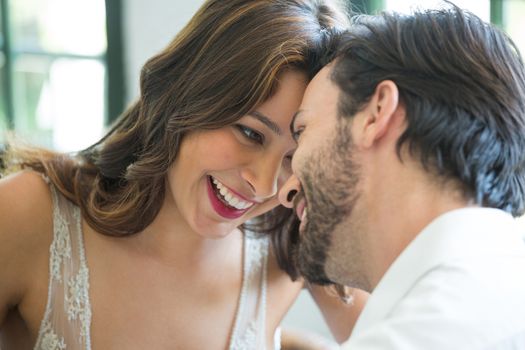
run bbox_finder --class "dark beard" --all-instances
[293,120,361,285]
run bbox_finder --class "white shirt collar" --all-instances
[351,207,525,335]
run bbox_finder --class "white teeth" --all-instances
[301,207,308,222]
[211,177,254,210]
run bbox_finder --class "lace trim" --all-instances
[231,320,258,350]
[246,236,266,271]
[74,207,92,348]
[65,264,89,320]
[229,237,249,349]
[34,185,92,350]
[229,236,269,350]
[38,321,67,350]
[259,238,268,349]
[50,205,72,283]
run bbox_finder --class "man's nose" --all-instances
[278,174,301,208]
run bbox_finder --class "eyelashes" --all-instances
[235,123,296,170]
[235,124,265,145]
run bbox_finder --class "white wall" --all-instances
[122,0,335,342]
[123,0,206,102]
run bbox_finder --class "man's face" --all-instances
[284,64,368,288]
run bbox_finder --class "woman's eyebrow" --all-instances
[248,111,282,136]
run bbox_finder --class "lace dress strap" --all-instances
[229,233,269,350]
[34,180,92,350]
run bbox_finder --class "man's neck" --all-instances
[364,164,472,291]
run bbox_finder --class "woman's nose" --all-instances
[278,174,301,208]
[241,155,281,200]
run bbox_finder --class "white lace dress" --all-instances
[33,182,275,350]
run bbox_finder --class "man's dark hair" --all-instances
[332,4,525,217]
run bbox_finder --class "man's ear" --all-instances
[357,80,400,148]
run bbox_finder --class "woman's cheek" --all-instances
[200,131,249,168]
[277,166,293,189]
[246,196,281,221]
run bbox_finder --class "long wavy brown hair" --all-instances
[2,0,347,279]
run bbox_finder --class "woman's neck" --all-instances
[131,194,242,269]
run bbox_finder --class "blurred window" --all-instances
[384,0,490,20]
[502,0,525,61]
[0,0,123,152]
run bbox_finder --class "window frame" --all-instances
[0,0,125,136]
[1,0,14,129]
[355,0,505,24]
[350,0,384,14]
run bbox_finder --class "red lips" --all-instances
[207,176,250,219]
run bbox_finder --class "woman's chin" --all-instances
[192,215,240,239]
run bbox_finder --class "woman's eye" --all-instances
[284,154,294,167]
[236,125,265,144]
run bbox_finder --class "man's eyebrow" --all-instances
[248,111,282,135]
[290,110,303,135]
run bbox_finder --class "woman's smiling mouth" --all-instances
[207,176,255,219]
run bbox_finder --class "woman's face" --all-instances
[167,70,307,238]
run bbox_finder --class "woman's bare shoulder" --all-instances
[0,170,54,234]
[0,170,54,328]
[0,170,54,278]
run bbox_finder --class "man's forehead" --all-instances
[301,64,339,112]
[312,64,334,89]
